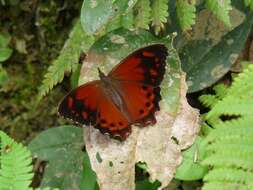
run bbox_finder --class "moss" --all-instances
[0,0,81,141]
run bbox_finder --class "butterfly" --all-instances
[58,44,168,140]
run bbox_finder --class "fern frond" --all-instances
[38,21,95,100]
[176,0,196,31]
[134,0,151,29]
[201,63,253,190]
[202,154,253,170]
[204,117,253,143]
[229,64,253,96]
[151,0,169,34]
[203,181,251,190]
[199,84,228,108]
[207,98,253,119]
[213,84,228,99]
[199,94,219,108]
[206,146,253,160]
[205,0,232,27]
[0,131,33,190]
[204,168,253,185]
[207,65,253,119]
[245,0,253,10]
[208,136,253,145]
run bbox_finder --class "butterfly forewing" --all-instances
[58,81,131,139]
[109,44,167,126]
[109,44,168,87]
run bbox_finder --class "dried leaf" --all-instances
[79,29,199,190]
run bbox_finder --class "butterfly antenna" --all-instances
[97,68,105,79]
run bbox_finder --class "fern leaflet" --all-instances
[38,21,95,100]
[151,0,169,34]
[205,0,232,27]
[199,94,218,108]
[176,0,196,31]
[134,0,151,29]
[0,131,33,190]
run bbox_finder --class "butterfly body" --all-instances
[59,44,168,140]
[98,68,131,123]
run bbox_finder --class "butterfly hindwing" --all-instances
[116,81,161,126]
[58,81,101,126]
[58,81,131,139]
[95,95,131,139]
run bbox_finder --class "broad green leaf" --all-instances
[0,47,13,62]
[245,0,253,10]
[80,153,99,190]
[180,7,253,92]
[70,64,82,88]
[136,179,161,190]
[81,0,137,34]
[175,137,208,180]
[0,65,8,86]
[28,126,84,190]
[0,33,11,48]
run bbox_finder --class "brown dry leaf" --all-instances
[79,30,199,190]
[82,65,199,190]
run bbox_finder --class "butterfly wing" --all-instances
[58,81,101,126]
[109,44,168,87]
[116,82,161,125]
[109,44,168,125]
[58,81,131,139]
[59,44,168,140]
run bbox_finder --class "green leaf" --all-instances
[81,0,137,34]
[180,11,253,92]
[0,65,8,86]
[0,33,11,48]
[80,153,99,190]
[38,21,94,100]
[28,126,84,190]
[135,179,161,190]
[70,64,82,88]
[206,0,232,27]
[200,63,253,190]
[245,0,253,10]
[36,188,59,190]
[176,0,196,31]
[0,33,12,62]
[120,9,134,29]
[175,137,208,180]
[0,47,13,62]
[81,0,114,34]
[0,131,33,190]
